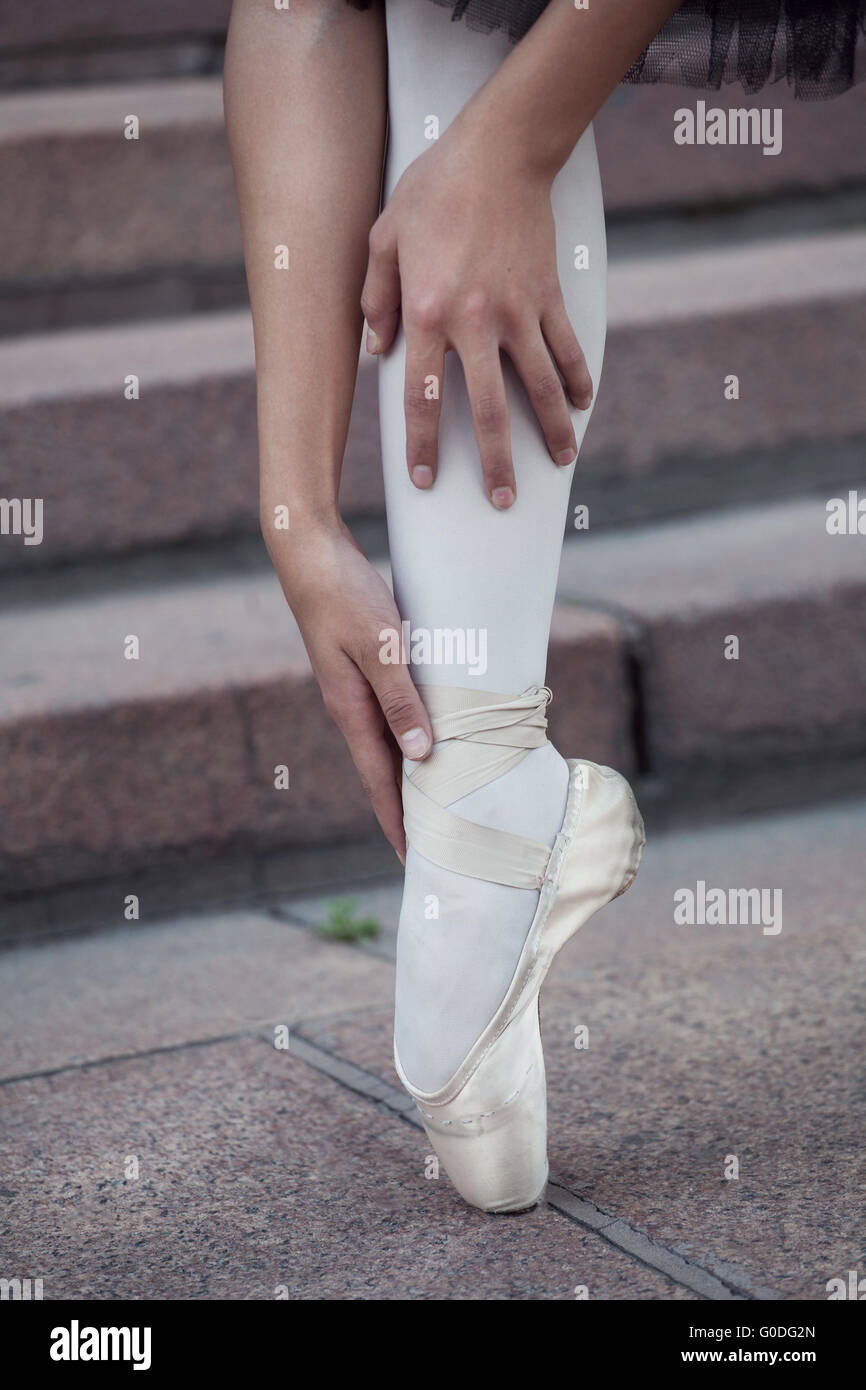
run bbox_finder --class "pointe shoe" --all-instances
[395,685,645,1213]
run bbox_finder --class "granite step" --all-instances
[4,227,865,572]
[2,488,865,921]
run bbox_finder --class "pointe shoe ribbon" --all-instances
[402,685,554,890]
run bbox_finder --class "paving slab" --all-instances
[543,796,866,1301]
[0,1037,693,1300]
[280,878,403,960]
[298,796,866,1300]
[0,909,393,1082]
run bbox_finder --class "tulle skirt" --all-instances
[420,0,866,99]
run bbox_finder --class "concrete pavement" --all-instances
[1,794,862,1300]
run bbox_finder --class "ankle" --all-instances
[449,742,569,846]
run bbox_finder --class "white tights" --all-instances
[378,0,607,1092]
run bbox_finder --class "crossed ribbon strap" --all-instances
[402,685,555,891]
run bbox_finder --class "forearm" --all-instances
[223,0,387,534]
[453,0,684,179]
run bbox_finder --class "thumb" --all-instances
[364,647,433,763]
[361,220,401,356]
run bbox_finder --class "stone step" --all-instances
[0,79,236,312]
[557,490,866,786]
[0,0,231,51]
[3,227,865,570]
[2,76,864,332]
[0,0,230,91]
[599,81,866,214]
[0,565,628,906]
[2,490,865,915]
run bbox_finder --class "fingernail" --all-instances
[555,447,577,467]
[400,727,430,758]
[578,392,593,409]
[412,465,433,489]
[491,486,515,510]
[366,330,379,354]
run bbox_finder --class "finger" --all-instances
[507,324,578,467]
[403,330,445,490]
[540,300,594,411]
[385,733,406,864]
[318,660,409,860]
[342,703,408,861]
[361,219,401,356]
[357,638,433,763]
[460,341,515,509]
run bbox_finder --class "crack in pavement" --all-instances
[287,1026,785,1304]
[0,1009,785,1302]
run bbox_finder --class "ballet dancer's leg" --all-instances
[379,0,607,1093]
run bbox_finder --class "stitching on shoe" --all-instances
[417,1059,536,1126]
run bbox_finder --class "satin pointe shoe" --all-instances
[394,684,645,1213]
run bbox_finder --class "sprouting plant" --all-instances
[314,897,381,943]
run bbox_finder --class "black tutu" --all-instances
[349,1,866,99]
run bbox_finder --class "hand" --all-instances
[268,520,433,862]
[361,114,593,508]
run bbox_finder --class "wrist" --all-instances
[448,91,562,189]
[259,473,343,537]
[262,509,346,559]
[261,501,343,537]
[264,515,351,618]
[261,495,344,566]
